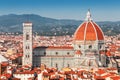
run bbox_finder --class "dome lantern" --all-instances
[86,9,92,21]
[74,10,104,41]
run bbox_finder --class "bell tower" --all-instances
[23,22,33,66]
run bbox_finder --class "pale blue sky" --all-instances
[0,0,120,21]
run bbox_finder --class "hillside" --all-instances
[0,14,119,36]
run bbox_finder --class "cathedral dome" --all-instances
[74,10,104,41]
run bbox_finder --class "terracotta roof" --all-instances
[95,69,106,75]
[107,67,117,70]
[94,75,105,80]
[75,50,81,55]
[74,21,104,41]
[106,51,112,57]
[12,78,20,80]
[2,73,12,78]
[16,53,23,57]
[59,77,64,80]
[43,72,50,76]
[1,62,9,67]
[15,70,35,74]
[110,76,120,80]
[99,51,105,54]
[102,73,113,78]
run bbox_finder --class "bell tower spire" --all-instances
[86,9,92,21]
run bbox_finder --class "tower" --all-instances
[23,22,33,66]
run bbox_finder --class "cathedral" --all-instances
[22,10,107,70]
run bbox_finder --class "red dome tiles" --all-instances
[74,21,104,41]
[74,10,104,41]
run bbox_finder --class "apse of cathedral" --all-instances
[23,10,107,70]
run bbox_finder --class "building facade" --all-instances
[23,10,107,70]
[33,46,74,69]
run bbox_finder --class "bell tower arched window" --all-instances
[26,34,29,40]
[99,45,102,49]
[55,63,58,68]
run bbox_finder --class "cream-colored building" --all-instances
[23,10,107,70]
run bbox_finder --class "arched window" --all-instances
[28,55,30,58]
[56,52,58,55]
[67,52,70,55]
[55,63,58,68]
[88,60,91,66]
[89,45,92,49]
[99,45,102,49]
[26,55,27,58]
[44,52,46,55]
[67,64,70,67]
[26,46,29,49]
[26,34,29,40]
[28,46,29,49]
[26,46,27,49]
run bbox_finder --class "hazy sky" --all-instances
[0,0,120,21]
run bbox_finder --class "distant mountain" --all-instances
[0,14,119,36]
